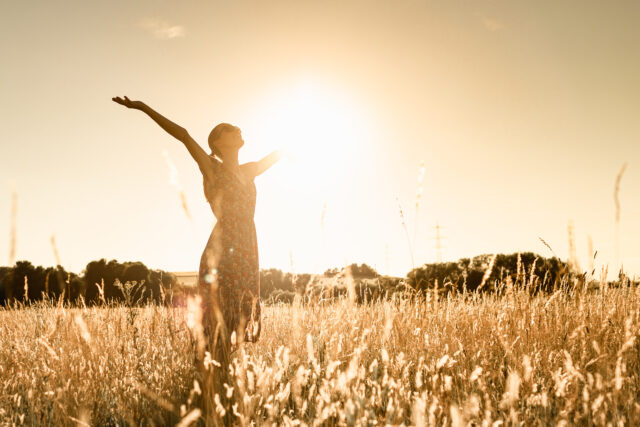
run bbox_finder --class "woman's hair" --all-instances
[208,123,236,160]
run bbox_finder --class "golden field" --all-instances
[1,281,639,426]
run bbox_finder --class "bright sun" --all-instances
[242,79,375,273]
[245,79,371,192]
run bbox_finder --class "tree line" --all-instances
[407,252,571,294]
[0,259,176,306]
[0,253,589,307]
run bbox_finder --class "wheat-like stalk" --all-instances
[162,149,192,220]
[50,234,62,267]
[477,253,497,291]
[538,236,556,257]
[413,161,426,256]
[567,220,580,273]
[396,197,415,270]
[8,190,17,266]
[614,163,627,271]
[587,234,595,276]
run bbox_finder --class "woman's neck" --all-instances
[221,152,239,168]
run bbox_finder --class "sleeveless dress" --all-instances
[198,156,261,344]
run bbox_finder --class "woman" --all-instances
[112,96,282,354]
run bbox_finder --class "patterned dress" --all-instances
[198,156,261,344]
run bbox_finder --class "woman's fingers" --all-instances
[112,96,134,107]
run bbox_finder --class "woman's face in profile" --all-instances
[217,126,244,151]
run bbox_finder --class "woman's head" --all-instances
[208,123,244,160]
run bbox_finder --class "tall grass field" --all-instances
[2,278,639,426]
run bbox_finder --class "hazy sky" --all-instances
[1,0,639,278]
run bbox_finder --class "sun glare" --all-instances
[247,80,371,193]
[244,79,374,273]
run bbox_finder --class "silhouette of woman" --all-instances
[111,96,282,353]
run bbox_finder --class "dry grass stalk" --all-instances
[162,149,192,220]
[413,161,426,253]
[567,220,580,273]
[588,234,595,276]
[477,253,497,291]
[614,162,627,270]
[50,234,62,267]
[396,197,414,270]
[8,191,17,266]
[539,236,557,258]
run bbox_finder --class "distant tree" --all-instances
[1,267,15,303]
[407,253,570,294]
[0,266,10,305]
[121,261,149,283]
[291,273,311,294]
[3,262,77,303]
[82,258,128,303]
[68,275,86,303]
[9,261,43,302]
[0,258,176,307]
[104,259,126,301]
[147,269,171,304]
[323,268,339,277]
[478,252,568,292]
[376,276,404,293]
[159,270,178,305]
[41,265,70,301]
[322,264,380,279]
[268,289,297,304]
[258,269,313,298]
[83,258,110,304]
[352,263,379,278]
[82,258,177,305]
[120,261,149,302]
[407,261,461,292]
[260,268,288,299]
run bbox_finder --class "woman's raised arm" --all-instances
[112,96,213,180]
[242,150,285,178]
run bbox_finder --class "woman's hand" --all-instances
[279,148,296,162]
[112,95,145,110]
